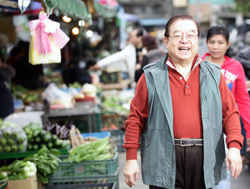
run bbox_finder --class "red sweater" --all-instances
[124,57,243,160]
[202,53,250,138]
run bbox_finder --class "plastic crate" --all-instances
[110,130,125,152]
[48,169,119,189]
[48,153,119,189]
[74,113,102,133]
[45,182,116,189]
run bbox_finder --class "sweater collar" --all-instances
[166,54,202,71]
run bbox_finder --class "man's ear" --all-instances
[163,37,168,48]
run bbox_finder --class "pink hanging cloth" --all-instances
[29,12,69,55]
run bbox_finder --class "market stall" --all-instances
[0,1,129,189]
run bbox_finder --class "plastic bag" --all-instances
[43,83,74,108]
[29,12,69,65]
[0,125,27,153]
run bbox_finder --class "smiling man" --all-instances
[123,15,243,189]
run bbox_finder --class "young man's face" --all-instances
[163,19,199,64]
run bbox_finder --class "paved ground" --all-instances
[118,151,250,189]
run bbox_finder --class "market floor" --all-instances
[118,151,250,189]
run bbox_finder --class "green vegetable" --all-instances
[35,137,41,143]
[17,137,26,144]
[43,133,51,142]
[47,142,53,148]
[11,132,19,139]
[27,134,32,140]
[39,130,47,137]
[0,172,8,181]
[18,145,25,152]
[7,139,15,146]
[51,135,58,141]
[11,145,18,152]
[0,138,7,145]
[4,146,11,153]
[8,161,36,180]
[33,144,39,151]
[33,130,40,137]
[54,139,63,148]
[3,131,10,138]
[61,140,70,149]
[0,146,3,153]
[65,137,113,163]
[41,144,47,148]
[23,147,61,184]
[27,144,33,151]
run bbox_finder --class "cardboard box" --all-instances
[7,175,37,189]
[37,181,44,189]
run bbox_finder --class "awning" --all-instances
[43,0,118,20]
[0,0,118,21]
[44,0,89,20]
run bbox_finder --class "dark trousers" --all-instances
[149,146,207,189]
[240,117,247,155]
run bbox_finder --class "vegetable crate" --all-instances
[48,153,119,189]
[74,113,102,133]
[110,130,125,152]
[45,182,116,189]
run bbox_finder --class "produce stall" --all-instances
[0,85,135,189]
[0,72,135,188]
[0,0,127,188]
[0,119,120,189]
[42,101,99,133]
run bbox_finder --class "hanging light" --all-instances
[78,20,85,27]
[72,27,80,35]
[62,16,72,23]
[86,30,93,38]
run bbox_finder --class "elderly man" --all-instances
[123,15,243,189]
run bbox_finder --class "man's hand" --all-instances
[247,138,250,152]
[226,148,242,179]
[123,160,140,187]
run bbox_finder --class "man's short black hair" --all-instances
[136,27,144,37]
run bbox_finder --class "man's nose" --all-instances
[180,34,188,42]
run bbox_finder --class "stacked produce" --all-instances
[0,120,27,153]
[102,96,130,115]
[11,84,41,104]
[23,147,62,184]
[65,137,114,163]
[0,161,36,180]
[0,147,61,184]
[23,122,70,151]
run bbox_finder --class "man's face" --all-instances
[163,19,199,64]
[129,30,141,47]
